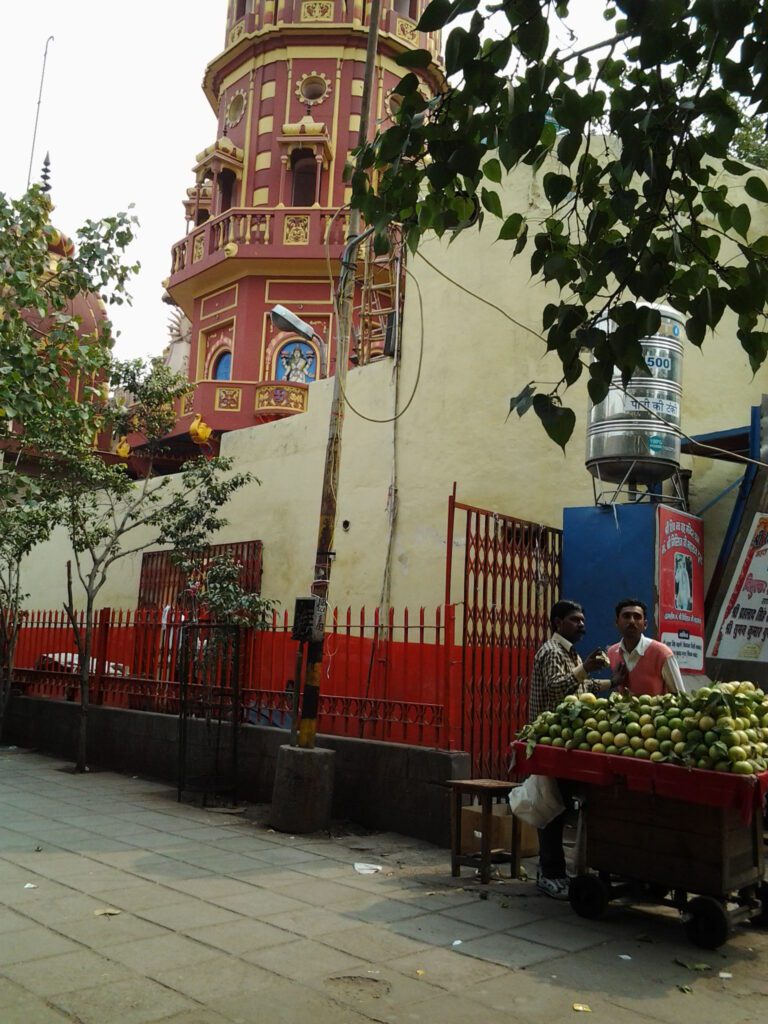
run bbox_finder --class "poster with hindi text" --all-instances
[657,507,705,671]
[707,513,768,663]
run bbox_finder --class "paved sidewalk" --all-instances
[0,746,765,1024]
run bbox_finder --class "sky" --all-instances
[2,1,607,362]
[2,1,228,360]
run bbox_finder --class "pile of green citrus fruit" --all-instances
[520,681,768,775]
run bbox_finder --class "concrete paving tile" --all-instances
[455,932,564,968]
[15,891,116,925]
[201,834,283,855]
[386,945,510,990]
[232,866,306,888]
[384,988,514,1024]
[241,937,368,980]
[214,979,379,1024]
[105,932,223,972]
[49,910,169,948]
[391,911,493,947]
[172,826,245,841]
[43,866,143,893]
[214,888,309,918]
[163,875,264,899]
[316,964,444,1022]
[250,846,329,867]
[290,859,360,880]
[0,878,74,906]
[3,948,138,995]
[508,917,612,952]
[149,954,279,1001]
[317,923,431,962]
[0,907,34,933]
[149,1012,231,1024]
[0,978,75,1024]
[386,887,488,912]
[187,917,297,955]
[0,925,80,964]
[48,977,196,1024]
[95,883,200,912]
[335,895,428,924]
[138,900,243,931]
[168,851,268,874]
[129,855,215,880]
[439,897,545,931]
[270,877,371,907]
[261,906,368,938]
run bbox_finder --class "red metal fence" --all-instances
[137,540,263,610]
[13,605,462,752]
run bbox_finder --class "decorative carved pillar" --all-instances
[279,154,289,206]
[314,154,323,205]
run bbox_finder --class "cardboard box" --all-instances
[460,803,539,858]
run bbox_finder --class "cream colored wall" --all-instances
[19,160,767,613]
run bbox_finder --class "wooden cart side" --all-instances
[584,785,763,897]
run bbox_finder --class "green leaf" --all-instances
[416,0,452,31]
[543,172,573,205]
[445,27,479,75]
[480,187,503,219]
[532,394,576,451]
[394,49,433,69]
[483,158,502,184]
[732,203,751,239]
[723,158,750,176]
[745,175,768,203]
[498,212,523,240]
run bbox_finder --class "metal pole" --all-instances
[27,36,54,190]
[297,0,383,749]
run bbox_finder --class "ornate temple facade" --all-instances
[163,0,444,448]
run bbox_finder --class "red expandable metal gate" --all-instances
[446,488,562,777]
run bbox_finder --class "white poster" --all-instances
[707,513,768,662]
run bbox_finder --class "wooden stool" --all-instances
[448,778,522,884]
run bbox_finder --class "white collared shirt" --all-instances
[619,634,685,693]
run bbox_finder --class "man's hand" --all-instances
[583,648,610,673]
[611,658,629,692]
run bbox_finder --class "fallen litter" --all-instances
[452,939,463,947]
[719,971,733,980]
[678,985,693,994]
[675,958,711,971]
[416,969,426,977]
[94,908,121,917]
[572,1004,592,1012]
[354,863,382,875]
[23,883,37,889]
[618,954,632,961]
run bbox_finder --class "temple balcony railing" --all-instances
[173,379,310,432]
[169,207,350,281]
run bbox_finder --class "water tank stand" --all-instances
[591,461,689,511]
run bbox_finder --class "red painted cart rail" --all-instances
[510,741,768,824]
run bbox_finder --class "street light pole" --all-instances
[297,0,382,749]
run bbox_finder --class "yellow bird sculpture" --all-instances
[115,436,131,459]
[189,414,213,446]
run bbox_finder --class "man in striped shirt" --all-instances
[529,599,609,899]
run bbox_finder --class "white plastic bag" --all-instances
[508,774,564,829]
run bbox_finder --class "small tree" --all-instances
[42,358,257,771]
[0,186,138,437]
[0,186,138,732]
[0,478,59,731]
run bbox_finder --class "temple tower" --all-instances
[164,0,443,447]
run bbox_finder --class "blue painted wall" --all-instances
[562,504,658,665]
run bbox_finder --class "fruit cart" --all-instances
[512,742,768,948]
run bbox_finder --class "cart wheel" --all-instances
[753,881,768,925]
[683,896,731,949]
[570,874,609,919]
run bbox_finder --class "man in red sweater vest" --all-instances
[607,598,685,697]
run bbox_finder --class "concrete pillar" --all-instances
[270,744,335,833]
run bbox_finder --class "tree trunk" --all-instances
[76,607,93,773]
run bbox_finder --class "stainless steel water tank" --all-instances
[586,304,684,484]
